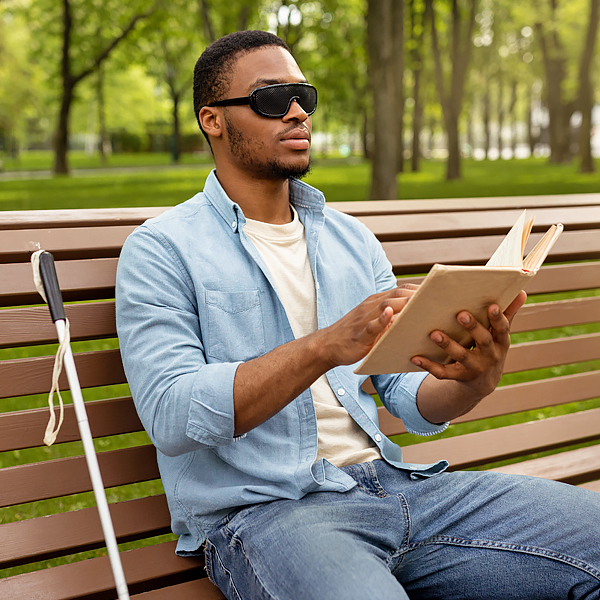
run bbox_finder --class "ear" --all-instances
[199,106,223,140]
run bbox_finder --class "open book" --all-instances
[354,211,564,375]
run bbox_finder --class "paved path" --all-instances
[0,162,213,181]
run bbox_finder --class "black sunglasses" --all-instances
[208,83,317,118]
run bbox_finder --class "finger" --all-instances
[429,329,474,365]
[454,311,496,356]
[396,282,419,292]
[503,290,527,325]
[411,354,463,380]
[362,306,394,343]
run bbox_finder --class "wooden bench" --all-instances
[1,193,599,599]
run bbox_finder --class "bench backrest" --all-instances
[1,196,599,598]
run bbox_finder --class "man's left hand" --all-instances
[412,291,527,423]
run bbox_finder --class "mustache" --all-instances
[280,124,311,140]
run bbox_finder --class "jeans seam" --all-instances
[236,536,280,600]
[402,536,600,580]
[204,538,243,600]
[387,492,412,572]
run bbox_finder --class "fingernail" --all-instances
[412,358,422,367]
[492,306,499,317]
[459,313,470,325]
[432,332,443,343]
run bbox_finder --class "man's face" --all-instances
[219,46,313,180]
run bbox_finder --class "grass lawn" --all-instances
[1,153,600,211]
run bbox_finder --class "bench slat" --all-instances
[402,409,600,471]
[398,263,600,294]
[358,206,600,242]
[0,207,168,230]
[2,291,598,351]
[2,294,598,350]
[0,302,116,348]
[491,445,600,485]
[5,207,600,260]
[330,194,600,216]
[511,296,600,333]
[133,579,225,599]
[0,495,171,569]
[0,258,118,306]
[0,194,597,230]
[2,249,598,309]
[580,480,600,492]
[384,230,600,274]
[0,225,137,262]
[0,348,126,399]
[503,332,600,373]
[0,445,159,508]
[0,540,206,600]
[0,397,143,453]
[378,370,600,436]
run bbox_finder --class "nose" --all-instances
[283,99,309,123]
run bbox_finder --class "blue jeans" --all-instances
[204,460,600,599]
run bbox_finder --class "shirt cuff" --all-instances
[392,372,450,437]
[186,361,242,446]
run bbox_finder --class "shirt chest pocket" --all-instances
[205,289,266,362]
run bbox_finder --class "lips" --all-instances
[280,128,311,142]
[280,128,311,150]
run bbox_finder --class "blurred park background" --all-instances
[0,0,599,209]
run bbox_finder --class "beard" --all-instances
[225,114,311,180]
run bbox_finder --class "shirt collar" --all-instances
[203,169,326,233]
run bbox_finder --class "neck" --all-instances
[214,163,293,224]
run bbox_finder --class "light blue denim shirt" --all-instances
[116,170,448,555]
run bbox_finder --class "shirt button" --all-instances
[231,221,236,229]
[374,434,382,442]
[337,388,345,396]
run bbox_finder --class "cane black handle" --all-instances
[38,252,66,323]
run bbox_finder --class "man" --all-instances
[116,30,600,600]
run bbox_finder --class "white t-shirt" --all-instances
[243,206,381,467]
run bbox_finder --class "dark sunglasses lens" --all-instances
[253,85,317,117]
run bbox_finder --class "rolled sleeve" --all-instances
[187,361,241,446]
[373,371,449,437]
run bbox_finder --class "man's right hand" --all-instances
[233,284,417,436]
[318,284,418,369]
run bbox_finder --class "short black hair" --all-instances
[193,30,291,143]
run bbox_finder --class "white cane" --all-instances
[33,250,130,600]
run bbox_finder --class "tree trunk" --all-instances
[171,92,181,163]
[411,76,423,171]
[54,0,73,175]
[579,0,599,173]
[393,0,404,173]
[53,0,152,175]
[483,75,491,159]
[527,86,536,156]
[368,0,398,199]
[410,0,424,172]
[427,0,477,181]
[509,79,518,156]
[97,64,108,167]
[445,113,460,179]
[361,108,371,160]
[536,6,572,164]
[497,71,504,157]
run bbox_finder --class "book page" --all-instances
[486,210,530,268]
[523,223,564,271]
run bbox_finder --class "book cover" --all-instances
[354,211,563,375]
